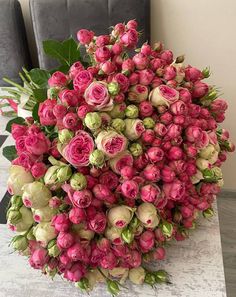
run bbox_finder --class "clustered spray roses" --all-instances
[5,20,234,295]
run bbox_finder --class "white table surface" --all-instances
[0,101,227,297]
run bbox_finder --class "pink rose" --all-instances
[12,124,28,140]
[139,69,155,85]
[113,73,130,92]
[109,151,134,175]
[63,131,94,167]
[48,71,67,87]
[133,53,149,70]
[100,252,118,270]
[143,164,160,182]
[69,207,86,224]
[59,89,80,107]
[99,171,119,190]
[72,189,92,208]
[139,230,155,252]
[167,146,183,160]
[77,104,93,119]
[163,179,185,201]
[77,29,94,44]
[150,58,163,71]
[160,50,173,64]
[25,132,50,155]
[122,58,135,72]
[152,247,166,260]
[57,232,74,249]
[170,100,187,115]
[120,29,138,48]
[161,166,176,182]
[31,162,47,179]
[12,152,38,170]
[93,184,111,200]
[210,98,228,112]
[101,61,116,75]
[166,124,182,139]
[141,43,152,55]
[129,72,139,85]
[128,84,149,103]
[95,46,111,62]
[178,88,192,103]
[120,166,135,180]
[147,147,164,163]
[185,125,203,142]
[88,212,107,233]
[140,184,161,203]
[96,35,110,47]
[53,104,67,119]
[154,123,168,136]
[15,136,26,153]
[112,43,123,55]
[139,100,153,117]
[164,65,176,81]
[62,113,78,130]
[160,112,173,125]
[51,213,71,232]
[84,81,113,110]
[38,99,57,126]
[64,263,86,282]
[192,81,209,98]
[121,180,139,199]
[96,130,127,158]
[69,61,84,79]
[73,70,93,94]
[30,248,49,269]
[149,85,179,107]
[114,23,126,35]
[67,242,88,262]
[185,66,203,82]
[127,19,138,30]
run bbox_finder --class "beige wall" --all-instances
[19,0,236,189]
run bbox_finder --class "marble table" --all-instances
[0,107,227,297]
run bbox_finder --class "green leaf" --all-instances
[62,37,81,65]
[43,40,70,66]
[6,117,26,133]
[29,68,50,88]
[32,88,47,102]
[49,65,70,75]
[3,146,17,161]
[32,102,40,122]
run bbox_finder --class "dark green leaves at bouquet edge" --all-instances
[29,68,51,89]
[32,103,40,122]
[6,117,26,133]
[3,145,17,161]
[32,88,48,103]
[43,37,81,67]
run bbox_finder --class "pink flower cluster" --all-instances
[7,20,234,293]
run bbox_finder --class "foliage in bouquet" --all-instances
[3,19,235,295]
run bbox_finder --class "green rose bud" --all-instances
[109,103,126,119]
[89,150,105,167]
[144,272,156,286]
[11,195,23,209]
[57,166,72,183]
[111,118,126,132]
[11,235,28,252]
[129,267,146,285]
[160,221,173,237]
[108,82,120,96]
[7,208,22,225]
[75,277,90,290]
[143,117,155,129]
[175,55,185,63]
[84,112,102,130]
[202,67,210,78]
[129,143,143,157]
[125,105,139,119]
[121,228,134,244]
[47,87,60,99]
[48,239,60,257]
[107,279,120,296]
[26,228,35,240]
[33,222,57,245]
[58,129,74,144]
[70,173,87,190]
[154,270,170,283]
[203,208,214,219]
[10,206,34,232]
[203,167,222,181]
[199,144,216,160]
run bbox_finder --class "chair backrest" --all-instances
[30,0,150,69]
[0,0,31,86]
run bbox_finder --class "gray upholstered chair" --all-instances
[0,0,31,86]
[30,0,150,69]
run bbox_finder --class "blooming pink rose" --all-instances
[122,58,135,72]
[167,146,183,160]
[160,50,173,64]
[48,71,67,87]
[192,81,209,98]
[77,104,93,119]
[185,66,203,82]
[140,184,161,203]
[84,81,113,110]
[95,46,111,62]
[129,72,139,85]
[15,136,26,153]
[69,61,84,79]
[64,263,86,282]
[120,166,135,180]
[38,99,57,126]
[178,88,192,103]
[59,89,80,107]
[161,166,176,182]
[31,162,47,179]
[51,213,71,232]
[25,132,50,155]
[154,123,168,136]
[141,129,155,144]
[53,104,67,119]
[77,29,94,44]
[11,124,28,140]
[139,100,153,117]
[170,100,187,115]
[62,113,78,130]
[73,70,93,94]
[92,184,111,200]
[69,207,86,224]
[152,247,166,260]
[185,126,203,142]
[88,212,107,233]
[100,252,118,270]
[139,69,155,85]
[113,73,130,92]
[150,58,163,71]
[120,29,138,48]
[57,232,74,249]
[127,19,138,29]
[96,130,127,158]
[141,43,152,55]
[30,248,49,269]
[128,84,149,103]
[112,43,123,55]
[101,61,116,75]
[143,164,160,182]
[99,171,119,190]
[133,53,149,70]
[121,180,139,199]
[147,147,164,163]
[72,189,92,208]
[139,230,155,252]
[96,35,110,47]
[166,124,182,139]
[163,179,185,201]
[63,131,94,167]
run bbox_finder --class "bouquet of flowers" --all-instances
[3,20,234,295]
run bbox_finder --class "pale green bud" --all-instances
[129,142,143,157]
[33,222,57,245]
[11,235,28,252]
[108,82,120,96]
[7,208,22,225]
[125,105,139,119]
[48,239,60,257]
[10,195,23,209]
[107,279,120,296]
[70,173,87,190]
[160,221,173,237]
[202,67,210,78]
[44,166,60,185]
[58,129,74,144]
[154,270,170,283]
[89,150,105,167]
[75,277,90,290]
[143,117,155,129]
[129,267,146,285]
[57,166,72,183]
[111,118,126,132]
[84,112,102,130]
[12,206,34,232]
[203,208,214,219]
[144,273,156,286]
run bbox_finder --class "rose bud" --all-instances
[108,205,133,228]
[192,81,209,98]
[121,180,139,199]
[77,28,94,44]
[109,103,126,119]
[105,226,123,245]
[11,235,28,252]
[185,66,203,82]
[143,117,155,129]
[99,171,119,190]
[88,150,105,167]
[128,84,149,103]
[97,238,110,253]
[7,165,34,196]
[120,166,135,180]
[56,232,74,250]
[196,158,211,171]
[147,147,164,163]
[62,112,78,130]
[68,208,85,225]
[134,153,148,170]
[136,202,159,228]
[100,252,118,270]
[185,145,198,158]
[129,267,146,285]
[143,164,160,182]
[167,146,183,160]
[139,69,155,85]
[161,166,176,182]
[154,123,168,137]
[32,206,56,223]
[72,189,92,208]
[64,262,86,282]
[111,118,126,133]
[164,65,176,81]
[70,172,87,191]
[93,184,111,200]
[129,143,143,157]
[22,181,51,209]
[88,212,107,234]
[29,248,49,269]
[124,119,145,140]
[163,179,185,201]
[95,130,127,158]
[160,112,173,125]
[84,112,102,131]
[140,184,161,203]
[141,129,155,144]
[122,58,135,73]
[109,151,134,174]
[48,71,67,88]
[139,230,155,251]
[31,162,47,179]
[129,72,139,85]
[107,82,120,96]
[152,247,166,260]
[33,222,57,245]
[125,104,139,119]
[133,52,149,70]
[149,85,179,107]
[7,206,33,232]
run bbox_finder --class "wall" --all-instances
[19,0,236,189]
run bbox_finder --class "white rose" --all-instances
[149,85,179,107]
[196,158,210,171]
[108,205,133,228]
[32,206,56,222]
[129,267,146,285]
[33,222,56,245]
[136,203,159,228]
[11,206,34,233]
[191,170,204,184]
